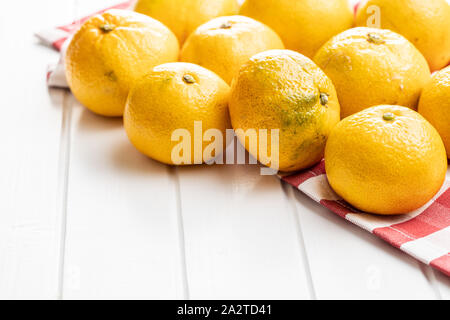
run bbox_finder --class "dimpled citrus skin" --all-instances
[418,66,450,158]
[314,27,431,119]
[325,105,447,215]
[229,50,340,172]
[180,15,284,84]
[356,0,450,71]
[124,63,231,165]
[65,9,179,117]
[239,0,353,59]
[134,0,239,44]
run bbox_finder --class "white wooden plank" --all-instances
[178,152,313,299]
[0,0,80,299]
[288,186,441,299]
[61,99,186,299]
[62,101,184,299]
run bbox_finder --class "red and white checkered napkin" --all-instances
[283,161,450,276]
[36,1,450,277]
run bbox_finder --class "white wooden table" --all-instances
[1,0,449,300]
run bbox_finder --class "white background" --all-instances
[0,0,449,299]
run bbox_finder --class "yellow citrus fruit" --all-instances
[239,0,353,59]
[180,15,284,84]
[229,50,340,172]
[124,63,231,165]
[418,66,450,158]
[356,0,450,71]
[134,0,239,44]
[65,9,179,117]
[314,27,431,119]
[325,105,447,215]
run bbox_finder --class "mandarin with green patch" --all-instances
[229,50,340,172]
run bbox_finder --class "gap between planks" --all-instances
[55,0,78,299]
[169,166,191,300]
[56,91,73,299]
[280,181,316,299]
[420,264,443,300]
